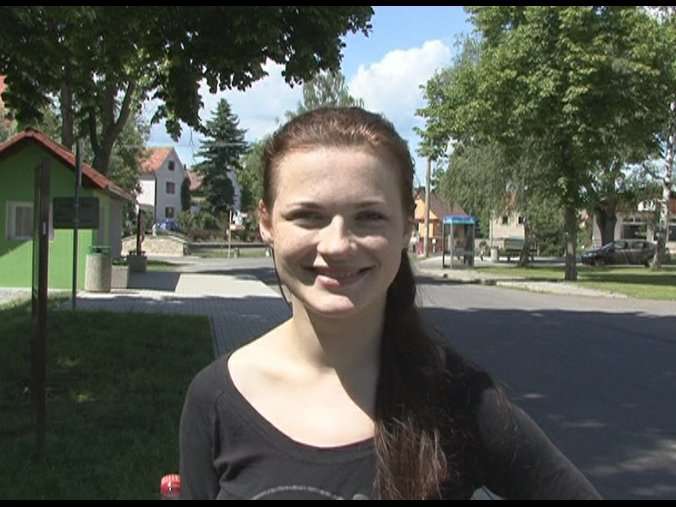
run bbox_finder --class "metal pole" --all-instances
[72,140,81,311]
[227,209,232,258]
[424,157,431,257]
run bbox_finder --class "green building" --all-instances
[0,129,134,289]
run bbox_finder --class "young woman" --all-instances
[179,107,601,500]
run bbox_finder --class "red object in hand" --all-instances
[160,474,181,499]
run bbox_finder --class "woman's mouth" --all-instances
[306,267,373,288]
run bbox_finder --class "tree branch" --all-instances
[88,109,99,155]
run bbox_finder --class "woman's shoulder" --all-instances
[185,355,230,407]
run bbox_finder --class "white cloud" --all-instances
[348,40,453,184]
[203,60,303,141]
[148,60,302,166]
[147,41,453,181]
[349,40,452,137]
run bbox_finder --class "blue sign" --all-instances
[443,214,476,225]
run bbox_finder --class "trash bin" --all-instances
[85,245,112,292]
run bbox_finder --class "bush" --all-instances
[194,210,221,231]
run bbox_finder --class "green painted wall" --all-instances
[0,142,114,289]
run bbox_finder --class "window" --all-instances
[166,181,175,194]
[517,216,524,225]
[165,207,175,219]
[6,201,54,241]
[623,224,647,240]
[501,216,509,225]
[168,161,175,171]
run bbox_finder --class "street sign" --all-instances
[53,197,99,229]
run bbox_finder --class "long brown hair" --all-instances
[262,107,488,499]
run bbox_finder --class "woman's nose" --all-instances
[317,217,352,256]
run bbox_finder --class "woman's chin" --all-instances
[304,296,362,319]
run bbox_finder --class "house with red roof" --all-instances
[413,188,470,255]
[0,128,134,289]
[139,147,187,223]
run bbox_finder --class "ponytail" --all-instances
[373,251,450,499]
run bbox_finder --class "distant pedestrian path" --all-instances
[68,271,291,356]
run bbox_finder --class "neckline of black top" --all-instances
[222,351,375,463]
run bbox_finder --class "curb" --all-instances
[414,268,623,298]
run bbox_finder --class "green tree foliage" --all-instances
[194,99,247,216]
[418,7,675,280]
[0,6,373,174]
[237,138,267,213]
[286,69,364,120]
[0,102,17,142]
[437,138,560,265]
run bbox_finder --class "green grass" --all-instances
[0,300,213,499]
[191,246,269,259]
[476,265,676,300]
[146,260,187,271]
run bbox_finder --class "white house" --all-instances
[139,147,186,223]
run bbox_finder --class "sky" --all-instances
[145,6,474,188]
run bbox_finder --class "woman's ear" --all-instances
[402,217,415,250]
[258,200,273,246]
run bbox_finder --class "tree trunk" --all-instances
[60,81,74,150]
[564,204,578,281]
[596,203,617,247]
[517,217,532,267]
[653,101,674,269]
[91,81,136,175]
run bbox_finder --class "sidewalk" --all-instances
[69,272,291,356]
[413,255,628,299]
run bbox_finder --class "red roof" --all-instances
[141,147,172,173]
[0,128,134,202]
[414,189,467,221]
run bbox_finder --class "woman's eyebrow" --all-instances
[286,200,387,209]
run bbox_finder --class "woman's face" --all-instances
[260,146,412,318]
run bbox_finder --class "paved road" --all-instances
[159,257,676,499]
[7,255,671,499]
[414,282,676,500]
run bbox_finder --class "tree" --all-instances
[436,138,559,266]
[647,6,676,268]
[418,7,675,280]
[0,104,16,142]
[0,6,373,175]
[181,176,191,212]
[237,138,267,214]
[194,99,247,216]
[285,69,364,120]
[585,156,658,247]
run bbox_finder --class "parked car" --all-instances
[581,239,656,267]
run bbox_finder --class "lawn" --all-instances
[0,299,213,499]
[190,246,269,259]
[476,265,676,300]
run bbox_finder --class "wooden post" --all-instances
[31,159,50,460]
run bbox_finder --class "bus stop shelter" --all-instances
[441,214,476,268]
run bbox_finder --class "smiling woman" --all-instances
[178,107,602,500]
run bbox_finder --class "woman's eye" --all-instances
[290,211,324,223]
[357,211,386,222]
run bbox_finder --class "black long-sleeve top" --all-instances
[179,349,601,500]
